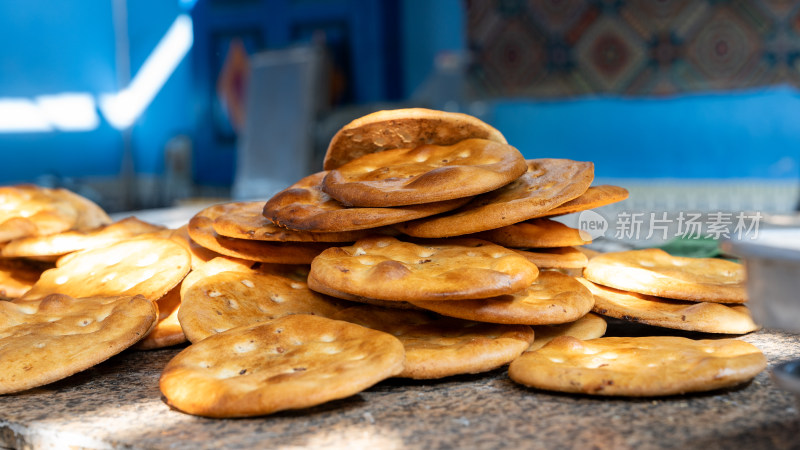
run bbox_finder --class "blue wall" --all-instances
[0,1,192,184]
[128,0,194,176]
[1,0,798,187]
[491,87,800,179]
[0,1,123,183]
[401,0,465,98]
[0,2,118,96]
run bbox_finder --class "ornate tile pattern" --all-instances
[467,0,800,96]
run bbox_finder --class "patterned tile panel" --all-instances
[467,0,800,96]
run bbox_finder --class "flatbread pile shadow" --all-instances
[0,109,765,418]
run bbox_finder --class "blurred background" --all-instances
[2,0,800,219]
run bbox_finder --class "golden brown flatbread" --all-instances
[179,256,255,301]
[134,284,186,350]
[189,205,333,264]
[51,187,112,231]
[0,185,80,242]
[528,313,607,351]
[531,185,629,218]
[583,249,747,303]
[578,278,759,334]
[513,247,589,269]
[473,218,591,248]
[19,238,191,302]
[410,271,594,325]
[322,139,526,207]
[159,314,405,417]
[509,335,766,396]
[323,108,507,170]
[1,217,164,259]
[0,258,47,299]
[179,267,345,343]
[211,201,374,242]
[399,159,594,238]
[168,225,222,270]
[307,273,422,310]
[0,293,156,394]
[263,171,471,232]
[309,236,539,301]
[333,305,533,379]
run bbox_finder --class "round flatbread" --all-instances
[399,159,594,238]
[576,246,601,260]
[159,314,405,417]
[0,258,46,299]
[211,201,375,242]
[189,205,334,264]
[1,217,165,259]
[473,218,591,248]
[178,256,256,301]
[513,247,589,269]
[323,108,507,170]
[0,185,80,243]
[134,284,186,350]
[411,271,594,325]
[322,139,526,207]
[531,185,629,218]
[168,225,222,270]
[333,305,533,379]
[179,267,346,343]
[309,236,539,301]
[509,335,766,396]
[263,171,471,232]
[18,237,191,302]
[51,188,112,231]
[577,278,759,334]
[528,313,607,351]
[583,249,747,303]
[0,293,157,394]
[307,273,422,310]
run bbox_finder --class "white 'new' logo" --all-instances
[578,210,608,240]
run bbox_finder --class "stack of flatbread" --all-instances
[579,248,756,334]
[0,185,217,395]
[0,109,767,418]
[164,108,763,415]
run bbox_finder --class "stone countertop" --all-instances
[1,323,799,450]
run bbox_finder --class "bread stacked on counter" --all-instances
[0,109,766,418]
[580,249,756,334]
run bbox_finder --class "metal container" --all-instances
[723,229,800,333]
[724,229,800,402]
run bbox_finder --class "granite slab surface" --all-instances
[1,323,799,450]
